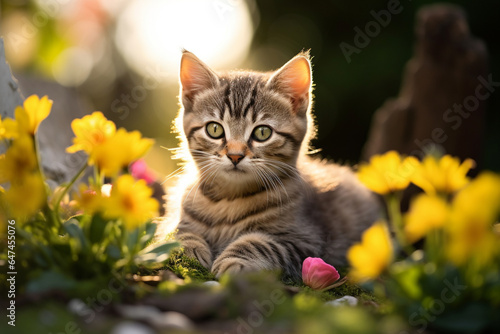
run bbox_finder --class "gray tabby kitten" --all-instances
[165,50,379,279]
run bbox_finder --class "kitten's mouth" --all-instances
[228,166,246,173]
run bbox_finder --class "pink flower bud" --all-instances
[302,257,340,290]
[130,159,156,184]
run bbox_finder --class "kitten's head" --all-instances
[176,51,313,190]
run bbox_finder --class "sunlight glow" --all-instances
[115,0,255,80]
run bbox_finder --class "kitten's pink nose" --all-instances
[227,154,244,166]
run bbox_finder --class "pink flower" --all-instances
[130,159,156,184]
[302,257,341,290]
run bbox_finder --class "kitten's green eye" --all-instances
[206,122,225,139]
[252,126,272,142]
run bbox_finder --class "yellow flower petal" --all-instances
[404,194,449,243]
[445,172,500,267]
[0,134,38,183]
[72,184,102,215]
[15,95,53,134]
[347,221,393,282]
[0,117,19,140]
[67,111,116,154]
[411,155,474,195]
[90,128,154,177]
[357,151,418,194]
[5,173,46,220]
[104,175,159,230]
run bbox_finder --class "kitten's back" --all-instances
[299,156,380,264]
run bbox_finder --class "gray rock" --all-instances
[141,288,228,321]
[149,311,195,330]
[0,37,91,186]
[325,295,358,307]
[16,74,91,186]
[115,304,195,330]
[0,38,23,156]
[68,298,92,315]
[202,280,221,287]
[111,321,155,334]
[116,304,162,321]
[0,38,23,120]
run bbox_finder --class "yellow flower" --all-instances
[15,95,53,135]
[4,173,46,219]
[404,194,449,243]
[72,184,102,215]
[347,221,393,282]
[91,128,154,177]
[411,155,475,195]
[66,111,153,176]
[445,172,500,267]
[357,151,419,194]
[67,111,116,154]
[0,134,38,183]
[104,175,159,230]
[0,117,18,140]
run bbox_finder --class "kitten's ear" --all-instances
[267,53,312,115]
[180,51,219,104]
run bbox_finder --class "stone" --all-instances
[16,74,91,187]
[0,38,23,156]
[115,304,195,330]
[0,37,91,187]
[141,288,228,320]
[115,304,162,321]
[325,295,358,307]
[202,280,221,287]
[111,321,155,334]
[149,311,195,330]
[0,39,23,120]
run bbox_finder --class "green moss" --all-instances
[163,249,216,281]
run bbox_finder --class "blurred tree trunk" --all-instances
[362,4,488,174]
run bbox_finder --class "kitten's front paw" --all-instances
[179,233,213,269]
[211,257,259,278]
[183,246,212,269]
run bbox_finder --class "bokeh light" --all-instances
[115,0,255,80]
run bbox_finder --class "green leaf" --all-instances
[126,228,140,251]
[134,253,171,269]
[51,243,72,260]
[106,244,122,260]
[32,244,51,268]
[63,219,88,250]
[89,213,109,244]
[134,241,179,268]
[139,222,157,246]
[139,241,179,256]
[26,270,77,294]
[390,261,423,300]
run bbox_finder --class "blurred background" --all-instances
[1,0,499,179]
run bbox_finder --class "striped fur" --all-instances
[162,51,380,279]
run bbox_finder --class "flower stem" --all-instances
[94,165,104,189]
[426,228,442,264]
[54,161,89,223]
[33,132,46,182]
[31,132,57,228]
[385,193,413,255]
